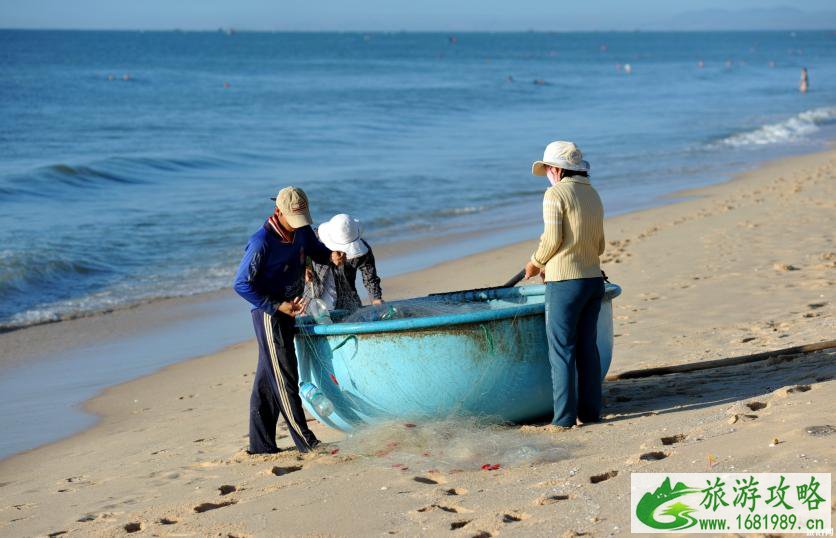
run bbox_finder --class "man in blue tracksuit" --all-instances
[233,186,343,454]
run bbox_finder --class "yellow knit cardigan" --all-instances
[530,176,605,282]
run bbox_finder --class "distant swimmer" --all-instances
[599,43,608,52]
[533,79,547,85]
[724,59,732,69]
[224,81,231,89]
[768,60,776,68]
[507,75,514,83]
[448,35,458,44]
[122,73,131,81]
[107,74,115,81]
[800,67,809,93]
[623,63,632,75]
[697,59,704,69]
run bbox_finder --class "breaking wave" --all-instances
[0,254,235,332]
[0,155,233,199]
[714,106,836,148]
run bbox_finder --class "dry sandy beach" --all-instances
[1,149,834,537]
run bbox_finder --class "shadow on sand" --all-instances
[602,348,835,422]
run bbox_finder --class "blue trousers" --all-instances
[545,277,604,427]
[249,309,319,454]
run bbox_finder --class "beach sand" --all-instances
[0,149,834,537]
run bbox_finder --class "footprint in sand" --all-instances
[158,517,178,525]
[194,500,237,513]
[805,425,835,437]
[787,384,811,394]
[589,470,618,484]
[47,532,67,538]
[413,476,439,485]
[450,520,472,530]
[417,504,470,514]
[537,494,570,505]
[444,487,467,496]
[124,522,143,533]
[501,511,530,523]
[271,465,302,476]
[59,475,92,491]
[639,451,669,462]
[660,434,686,445]
[728,414,759,424]
[746,401,767,412]
[773,263,800,272]
[219,485,237,495]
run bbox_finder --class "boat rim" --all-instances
[296,283,621,336]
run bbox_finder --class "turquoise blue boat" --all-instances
[295,283,621,431]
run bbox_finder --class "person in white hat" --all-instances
[233,186,344,454]
[304,213,383,312]
[524,141,606,428]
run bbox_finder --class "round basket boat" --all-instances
[294,283,621,431]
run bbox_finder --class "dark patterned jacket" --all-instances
[305,240,382,312]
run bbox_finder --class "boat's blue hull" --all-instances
[295,283,620,431]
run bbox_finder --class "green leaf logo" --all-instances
[636,477,701,530]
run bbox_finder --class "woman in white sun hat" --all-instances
[304,213,383,312]
[524,141,606,429]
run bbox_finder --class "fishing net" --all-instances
[338,297,496,324]
[336,418,568,471]
[295,288,557,467]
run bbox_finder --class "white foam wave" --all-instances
[434,205,487,217]
[0,264,236,332]
[716,106,836,148]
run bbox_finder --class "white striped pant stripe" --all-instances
[262,313,310,448]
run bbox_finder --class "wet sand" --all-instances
[0,148,834,537]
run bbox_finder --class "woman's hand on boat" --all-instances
[372,298,384,305]
[278,297,308,317]
[524,261,542,280]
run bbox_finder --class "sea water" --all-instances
[1,30,835,330]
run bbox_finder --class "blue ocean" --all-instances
[1,30,835,330]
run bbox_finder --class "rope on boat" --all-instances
[330,335,357,353]
[480,324,495,354]
[605,339,836,381]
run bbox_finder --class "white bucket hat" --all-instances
[531,140,590,176]
[317,214,369,260]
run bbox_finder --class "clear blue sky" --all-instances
[1,0,834,31]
